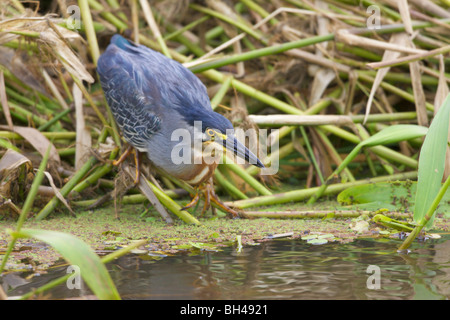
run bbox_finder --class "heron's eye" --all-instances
[206,129,216,141]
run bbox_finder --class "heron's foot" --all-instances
[181,192,201,211]
[181,183,239,218]
[209,192,239,218]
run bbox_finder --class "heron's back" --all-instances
[97,35,215,150]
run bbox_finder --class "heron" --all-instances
[97,34,264,217]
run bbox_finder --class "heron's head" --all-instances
[199,112,264,168]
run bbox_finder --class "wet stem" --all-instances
[399,173,450,250]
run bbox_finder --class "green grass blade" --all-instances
[11,228,120,300]
[337,125,427,176]
[360,124,428,147]
[414,94,450,227]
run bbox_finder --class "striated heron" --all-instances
[97,35,264,217]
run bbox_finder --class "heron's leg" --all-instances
[113,145,141,185]
[113,145,133,166]
[201,186,211,215]
[133,150,142,185]
[209,191,239,218]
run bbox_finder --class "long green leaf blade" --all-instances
[11,228,120,300]
[361,124,428,147]
[414,94,450,227]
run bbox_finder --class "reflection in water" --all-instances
[2,236,450,299]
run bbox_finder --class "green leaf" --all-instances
[415,94,450,227]
[11,228,120,300]
[338,181,414,211]
[360,124,428,147]
[338,181,450,216]
[307,238,328,245]
[339,125,427,174]
[372,214,415,232]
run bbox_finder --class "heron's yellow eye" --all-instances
[206,129,216,140]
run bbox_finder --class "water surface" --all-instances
[2,236,449,299]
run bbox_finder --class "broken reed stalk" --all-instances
[163,16,209,42]
[71,189,186,207]
[0,131,77,140]
[71,75,122,147]
[3,101,50,127]
[0,137,20,152]
[210,75,233,110]
[221,155,272,196]
[189,3,267,45]
[71,147,119,194]
[35,156,98,220]
[122,164,174,224]
[244,210,412,219]
[239,0,279,26]
[189,34,335,73]
[139,0,171,58]
[152,9,206,57]
[367,44,450,70]
[18,146,52,227]
[145,178,201,225]
[229,172,418,209]
[78,0,100,65]
[246,141,295,176]
[300,126,325,185]
[37,107,73,132]
[87,0,128,31]
[249,112,418,126]
[215,169,248,200]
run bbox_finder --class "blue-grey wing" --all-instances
[101,35,211,113]
[98,48,161,150]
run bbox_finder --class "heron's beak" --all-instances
[220,134,265,168]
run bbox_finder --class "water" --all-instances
[2,236,449,300]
